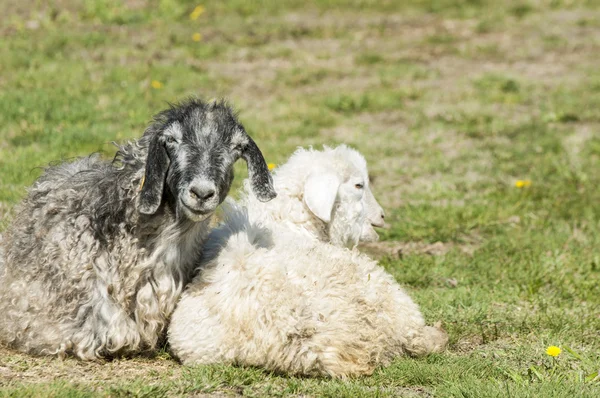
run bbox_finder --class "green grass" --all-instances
[1,0,600,396]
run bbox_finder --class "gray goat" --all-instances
[0,98,276,360]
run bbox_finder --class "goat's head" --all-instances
[138,99,276,221]
[293,145,385,248]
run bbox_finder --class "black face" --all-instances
[138,99,276,221]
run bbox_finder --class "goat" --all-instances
[0,98,276,360]
[168,145,447,377]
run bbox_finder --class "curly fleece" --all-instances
[169,146,448,377]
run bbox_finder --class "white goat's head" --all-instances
[275,145,385,248]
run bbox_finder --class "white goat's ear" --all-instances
[303,172,340,223]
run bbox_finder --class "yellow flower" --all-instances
[190,5,205,20]
[151,80,163,89]
[546,346,561,357]
[515,179,532,188]
[192,32,202,42]
[267,163,276,171]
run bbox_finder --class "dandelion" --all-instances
[190,5,205,20]
[192,32,202,42]
[515,179,532,188]
[151,80,163,89]
[546,346,561,357]
[267,163,276,171]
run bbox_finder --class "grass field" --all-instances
[1,0,600,396]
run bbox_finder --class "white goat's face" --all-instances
[138,100,276,221]
[335,175,383,245]
[302,149,385,247]
[356,178,385,243]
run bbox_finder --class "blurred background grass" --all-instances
[1,0,600,396]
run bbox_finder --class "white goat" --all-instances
[168,145,448,378]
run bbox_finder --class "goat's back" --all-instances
[169,209,426,377]
[0,155,151,358]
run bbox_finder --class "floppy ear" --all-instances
[241,137,277,202]
[139,135,170,215]
[303,172,340,223]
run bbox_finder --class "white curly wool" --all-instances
[168,146,448,377]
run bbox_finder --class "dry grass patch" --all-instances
[360,239,478,259]
[0,347,181,387]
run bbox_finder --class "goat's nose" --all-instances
[370,210,385,228]
[189,183,216,202]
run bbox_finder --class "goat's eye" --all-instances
[165,136,178,145]
[355,183,364,189]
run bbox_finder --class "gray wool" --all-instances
[0,98,275,360]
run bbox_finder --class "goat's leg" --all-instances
[68,286,143,359]
[388,287,448,356]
